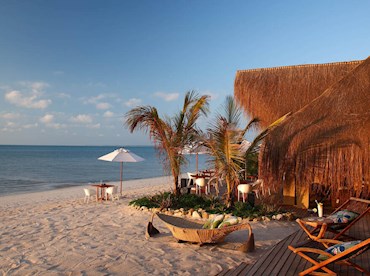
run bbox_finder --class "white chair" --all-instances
[83,188,94,203]
[195,177,208,195]
[207,176,222,196]
[251,179,270,199]
[105,186,119,201]
[237,184,253,202]
[187,172,197,187]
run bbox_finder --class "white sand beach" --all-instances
[0,176,299,275]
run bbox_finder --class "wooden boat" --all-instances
[147,212,255,252]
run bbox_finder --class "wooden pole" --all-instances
[196,153,199,173]
[120,162,123,195]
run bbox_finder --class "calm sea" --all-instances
[0,145,208,196]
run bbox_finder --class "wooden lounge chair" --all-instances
[288,238,370,275]
[297,197,370,241]
[146,213,255,253]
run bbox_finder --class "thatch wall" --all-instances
[234,60,362,127]
[259,57,370,204]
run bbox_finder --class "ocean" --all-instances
[0,145,208,196]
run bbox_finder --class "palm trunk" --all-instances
[173,174,179,195]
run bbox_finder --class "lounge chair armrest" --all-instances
[288,245,331,257]
[316,239,342,245]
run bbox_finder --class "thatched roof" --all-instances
[259,56,370,202]
[234,60,362,127]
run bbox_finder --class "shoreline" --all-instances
[0,175,174,207]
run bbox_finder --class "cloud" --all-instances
[70,114,93,124]
[22,123,38,129]
[0,112,21,120]
[18,81,49,93]
[124,98,142,107]
[39,114,66,129]
[40,114,54,124]
[83,94,117,110]
[154,92,179,102]
[84,94,106,105]
[57,92,71,99]
[96,102,111,110]
[103,111,114,118]
[5,90,52,109]
[87,123,101,129]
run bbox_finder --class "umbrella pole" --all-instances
[196,153,199,173]
[120,162,123,195]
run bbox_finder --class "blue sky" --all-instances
[0,1,369,146]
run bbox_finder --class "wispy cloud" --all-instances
[154,92,179,102]
[0,112,21,120]
[39,114,66,129]
[96,102,111,110]
[70,114,93,124]
[5,90,52,109]
[87,123,101,129]
[103,111,115,118]
[83,94,116,110]
[40,114,54,124]
[124,98,142,107]
[56,92,71,99]
[22,123,38,129]
[19,81,49,93]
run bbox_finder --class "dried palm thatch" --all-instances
[234,60,362,128]
[259,56,370,205]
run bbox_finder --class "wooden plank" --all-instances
[227,262,248,276]
[277,230,311,276]
[216,268,230,276]
[217,214,370,276]
[244,230,300,275]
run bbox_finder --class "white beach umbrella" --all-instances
[181,143,208,173]
[240,139,252,153]
[98,148,145,195]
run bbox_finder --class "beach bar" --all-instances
[234,57,370,208]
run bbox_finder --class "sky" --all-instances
[0,1,369,146]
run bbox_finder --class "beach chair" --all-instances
[329,197,370,240]
[187,172,196,187]
[247,179,271,199]
[237,184,253,202]
[83,188,94,203]
[297,197,370,241]
[105,186,119,201]
[288,238,370,275]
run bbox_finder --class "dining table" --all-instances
[91,183,114,202]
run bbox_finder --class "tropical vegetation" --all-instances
[125,91,209,195]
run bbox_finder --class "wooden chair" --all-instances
[329,197,370,240]
[297,197,370,241]
[288,238,370,275]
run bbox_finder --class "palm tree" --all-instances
[202,96,289,205]
[125,91,209,195]
[202,96,259,205]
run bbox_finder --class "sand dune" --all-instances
[0,176,299,275]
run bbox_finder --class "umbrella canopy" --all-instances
[98,148,145,195]
[181,143,208,173]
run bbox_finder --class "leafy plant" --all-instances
[125,91,209,195]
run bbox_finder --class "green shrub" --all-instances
[130,192,277,219]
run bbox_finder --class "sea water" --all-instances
[0,145,208,196]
